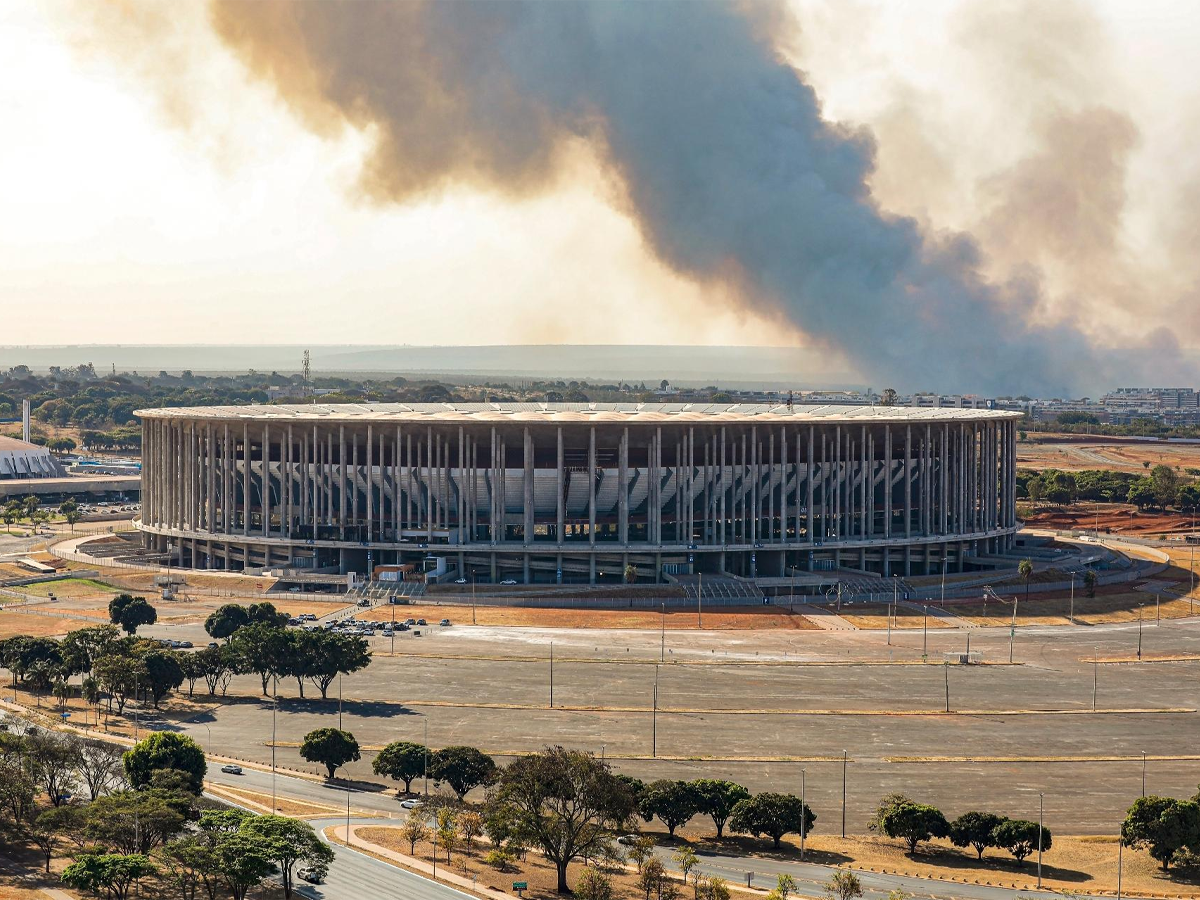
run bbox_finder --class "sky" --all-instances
[0,1,1197,393]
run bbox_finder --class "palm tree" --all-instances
[1018,558,1034,602]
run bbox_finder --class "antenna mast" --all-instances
[302,349,311,402]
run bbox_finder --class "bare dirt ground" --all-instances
[1022,502,1198,537]
[0,610,72,638]
[1018,433,1200,474]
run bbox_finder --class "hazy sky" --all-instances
[1,1,1197,389]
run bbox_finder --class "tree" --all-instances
[458,810,484,854]
[27,730,82,806]
[429,745,497,800]
[435,806,459,862]
[61,853,157,900]
[880,388,898,407]
[85,791,190,854]
[991,818,1051,865]
[246,601,290,628]
[824,870,863,900]
[137,647,184,708]
[1083,568,1098,598]
[1017,559,1034,602]
[93,654,140,714]
[1150,464,1179,509]
[77,739,126,800]
[767,873,799,900]
[400,814,429,855]
[60,625,122,676]
[230,623,295,695]
[489,746,638,893]
[691,778,751,838]
[697,875,731,900]
[373,741,428,793]
[879,801,949,853]
[239,814,334,898]
[624,563,638,584]
[204,604,249,641]
[300,727,360,780]
[108,594,157,635]
[728,792,815,849]
[641,779,701,837]
[124,732,207,794]
[295,630,371,700]
[576,865,616,900]
[2,499,22,532]
[59,498,82,530]
[949,811,1004,859]
[196,644,239,696]
[673,846,701,892]
[1128,478,1157,510]
[1122,796,1200,870]
[214,831,276,900]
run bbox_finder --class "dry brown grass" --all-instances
[205,783,345,818]
[383,602,819,631]
[0,611,72,638]
[830,603,956,630]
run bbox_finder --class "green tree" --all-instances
[239,814,334,898]
[1150,464,1179,508]
[61,853,157,900]
[576,865,616,900]
[1122,796,1200,870]
[230,622,295,695]
[429,745,498,800]
[728,792,815,850]
[1128,478,1157,510]
[691,778,751,838]
[640,779,701,837]
[949,811,1004,859]
[2,499,22,532]
[108,594,157,635]
[300,727,360,780]
[124,732,207,794]
[879,801,950,853]
[85,791,190,854]
[204,604,249,641]
[489,745,638,894]
[673,846,701,892]
[136,647,184,708]
[1083,569,1098,598]
[991,818,1051,865]
[59,625,122,676]
[767,873,799,900]
[214,831,276,900]
[59,499,82,530]
[824,871,863,900]
[1017,559,1034,602]
[373,741,428,794]
[293,630,371,700]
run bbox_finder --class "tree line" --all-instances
[1018,465,1200,512]
[0,724,330,899]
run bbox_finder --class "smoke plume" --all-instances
[208,0,1186,395]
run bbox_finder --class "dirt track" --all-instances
[1018,433,1200,473]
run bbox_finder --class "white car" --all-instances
[500,579,517,585]
[399,798,423,809]
[220,764,243,775]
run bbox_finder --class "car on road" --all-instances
[404,618,416,626]
[207,642,219,649]
[617,834,639,846]
[399,798,423,809]
[179,641,193,649]
[500,579,517,585]
[439,619,451,627]
[220,764,243,775]
[297,867,324,884]
[416,618,427,626]
[454,577,467,584]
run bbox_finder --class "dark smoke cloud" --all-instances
[209,0,1187,395]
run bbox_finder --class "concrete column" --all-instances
[242,423,250,536]
[904,425,912,539]
[618,427,629,545]
[588,427,596,545]
[523,427,534,544]
[262,424,270,537]
[426,427,434,540]
[805,427,814,542]
[718,427,726,545]
[767,430,775,543]
[556,427,564,545]
[365,424,373,542]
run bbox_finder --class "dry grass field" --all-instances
[0,610,72,639]
[381,602,821,630]
[1018,433,1200,474]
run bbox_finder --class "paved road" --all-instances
[298,817,472,900]
[207,761,410,819]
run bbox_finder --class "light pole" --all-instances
[888,578,896,646]
[841,749,848,838]
[943,662,950,713]
[1116,831,1124,900]
[1092,655,1098,711]
[697,572,703,628]
[1141,750,1147,797]
[1069,572,1075,625]
[271,676,278,812]
[652,664,659,758]
[472,573,477,625]
[549,641,554,709]
[939,555,948,607]
[800,767,807,860]
[338,672,343,730]
[660,603,666,663]
[423,715,429,797]
[1137,604,1144,660]
[922,606,928,657]
[1037,792,1044,888]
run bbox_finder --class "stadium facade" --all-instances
[135,403,1021,583]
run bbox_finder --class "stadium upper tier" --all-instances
[135,403,1021,582]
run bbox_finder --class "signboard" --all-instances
[512,883,528,890]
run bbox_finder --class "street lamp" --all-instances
[1137,604,1144,660]
[841,749,848,839]
[1037,792,1045,888]
[939,555,948,607]
[800,768,807,860]
[1141,750,1147,797]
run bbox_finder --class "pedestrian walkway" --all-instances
[798,605,857,630]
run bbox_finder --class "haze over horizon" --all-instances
[3,1,1198,395]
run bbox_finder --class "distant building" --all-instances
[0,435,66,480]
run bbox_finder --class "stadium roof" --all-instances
[136,402,1021,425]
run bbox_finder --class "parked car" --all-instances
[179,641,193,649]
[207,642,219,649]
[297,867,324,884]
[439,619,451,627]
[399,798,423,809]
[416,619,427,626]
[220,764,243,775]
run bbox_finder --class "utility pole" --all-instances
[660,603,666,663]
[338,672,343,730]
[922,606,928,657]
[841,749,848,838]
[652,664,659,758]
[549,641,554,708]
[1142,750,1147,797]
[271,675,278,812]
[697,573,702,628]
[1069,572,1075,625]
[944,662,950,713]
[1037,792,1044,888]
[1092,655,1098,711]
[1138,604,1144,660]
[800,767,807,860]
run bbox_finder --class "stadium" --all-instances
[135,403,1020,585]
